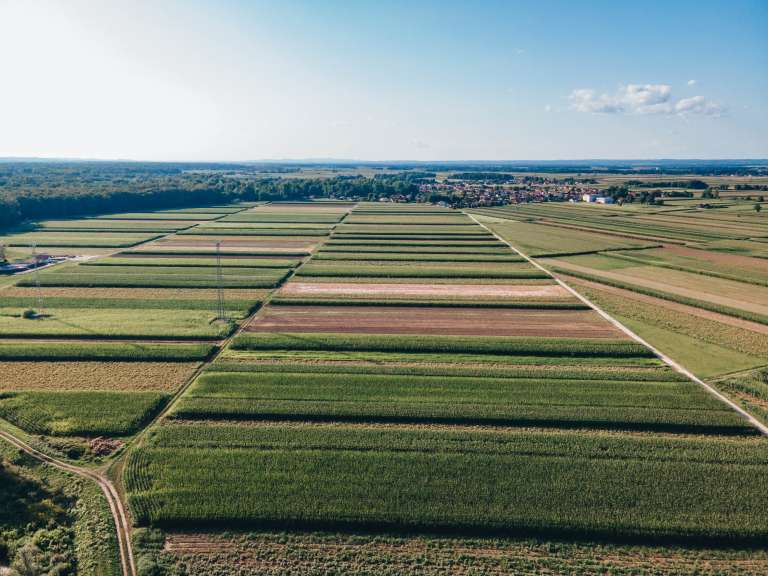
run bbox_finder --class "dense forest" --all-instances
[0,163,419,230]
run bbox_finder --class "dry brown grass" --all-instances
[164,532,768,576]
[0,361,200,391]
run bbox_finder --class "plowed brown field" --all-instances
[246,305,624,337]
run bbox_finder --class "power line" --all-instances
[31,243,44,312]
[215,241,227,322]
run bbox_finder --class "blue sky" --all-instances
[0,0,765,160]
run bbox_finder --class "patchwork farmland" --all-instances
[2,199,767,575]
[471,199,768,421]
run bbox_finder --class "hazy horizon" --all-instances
[1,0,766,161]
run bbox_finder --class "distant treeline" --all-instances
[627,180,709,190]
[447,172,515,182]
[0,163,418,230]
[626,179,709,189]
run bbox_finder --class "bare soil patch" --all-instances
[246,305,624,337]
[280,282,572,300]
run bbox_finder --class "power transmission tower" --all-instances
[215,241,227,322]
[31,243,44,311]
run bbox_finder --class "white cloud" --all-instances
[687,79,697,86]
[568,83,724,117]
[674,95,724,116]
[544,104,552,112]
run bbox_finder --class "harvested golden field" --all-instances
[548,259,768,316]
[664,245,768,273]
[619,267,768,312]
[0,361,200,391]
[564,276,768,335]
[566,281,768,358]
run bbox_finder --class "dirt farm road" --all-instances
[0,427,137,576]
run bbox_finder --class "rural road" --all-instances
[0,208,272,575]
[0,427,137,576]
[0,230,198,576]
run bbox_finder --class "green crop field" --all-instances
[296,263,549,279]
[126,424,767,542]
[231,332,652,356]
[477,218,660,257]
[16,267,291,288]
[84,256,301,268]
[0,391,168,436]
[170,371,747,433]
[2,196,767,574]
[0,341,214,361]
[0,231,163,247]
[0,307,235,339]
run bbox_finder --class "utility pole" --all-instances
[215,241,227,322]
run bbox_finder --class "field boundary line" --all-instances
[128,202,353,433]
[467,212,768,437]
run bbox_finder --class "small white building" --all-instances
[582,194,598,203]
[595,196,614,204]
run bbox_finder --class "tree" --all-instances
[756,203,762,213]
[10,543,44,576]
